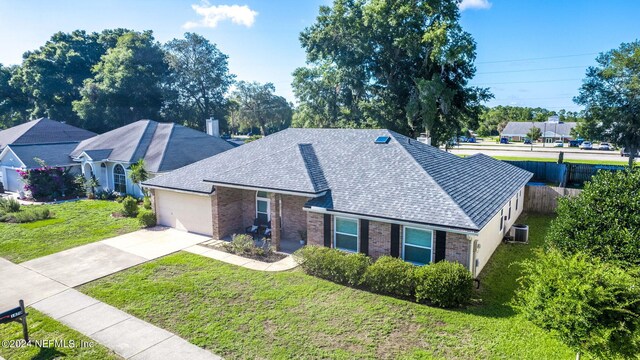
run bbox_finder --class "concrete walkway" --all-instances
[184,244,299,272]
[32,289,218,359]
[1,227,220,359]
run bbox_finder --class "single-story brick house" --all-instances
[143,128,532,276]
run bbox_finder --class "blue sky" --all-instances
[0,0,638,111]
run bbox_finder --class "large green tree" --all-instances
[229,81,292,136]
[163,33,235,131]
[514,250,640,360]
[73,30,168,132]
[10,30,105,126]
[0,64,29,129]
[574,41,640,167]
[292,0,491,145]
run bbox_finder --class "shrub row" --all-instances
[294,246,473,308]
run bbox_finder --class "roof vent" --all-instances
[374,136,391,144]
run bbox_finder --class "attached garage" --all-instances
[154,189,213,236]
[1,167,23,193]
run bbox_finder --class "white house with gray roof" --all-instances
[70,119,234,197]
[0,118,96,192]
[501,120,577,143]
[144,128,532,276]
[0,118,233,196]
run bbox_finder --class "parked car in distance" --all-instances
[468,137,476,143]
[598,142,612,151]
[500,137,509,144]
[579,141,593,150]
[553,140,564,147]
[523,138,532,145]
[620,147,640,157]
[568,140,581,147]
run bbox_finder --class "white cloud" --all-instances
[458,0,492,11]
[184,3,258,29]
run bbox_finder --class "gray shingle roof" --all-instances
[145,128,532,231]
[7,142,79,168]
[501,121,577,137]
[71,120,234,173]
[0,118,96,149]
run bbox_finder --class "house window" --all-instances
[499,209,504,232]
[516,193,519,211]
[508,201,512,220]
[256,191,270,223]
[113,164,126,193]
[334,216,358,252]
[403,227,433,265]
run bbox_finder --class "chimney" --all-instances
[205,118,220,137]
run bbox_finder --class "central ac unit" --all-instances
[510,224,529,243]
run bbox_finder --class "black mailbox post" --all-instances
[0,300,29,342]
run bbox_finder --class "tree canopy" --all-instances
[1,29,238,134]
[10,30,106,127]
[292,0,491,145]
[73,31,168,132]
[163,33,235,131]
[228,81,292,136]
[574,41,640,166]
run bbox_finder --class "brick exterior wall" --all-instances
[211,186,244,239]
[445,232,470,268]
[307,212,325,246]
[369,221,391,259]
[280,195,310,241]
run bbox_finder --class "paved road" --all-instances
[1,227,219,360]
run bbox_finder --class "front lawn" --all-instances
[0,200,141,263]
[80,213,574,359]
[0,308,121,360]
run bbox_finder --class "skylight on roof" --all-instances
[374,136,391,144]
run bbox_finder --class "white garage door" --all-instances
[155,189,213,236]
[3,168,23,193]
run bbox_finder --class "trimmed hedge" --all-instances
[294,246,370,287]
[363,256,417,298]
[295,246,474,308]
[137,210,156,227]
[415,261,473,308]
[0,198,21,213]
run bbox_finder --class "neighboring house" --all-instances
[501,118,577,143]
[144,128,532,276]
[0,118,96,192]
[70,119,234,197]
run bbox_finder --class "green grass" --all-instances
[80,213,575,359]
[0,200,141,263]
[0,308,121,360]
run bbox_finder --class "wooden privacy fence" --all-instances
[524,185,582,214]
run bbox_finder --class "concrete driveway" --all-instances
[21,227,208,287]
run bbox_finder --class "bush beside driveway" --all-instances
[0,200,141,263]
[80,214,575,359]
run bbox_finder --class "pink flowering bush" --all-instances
[17,166,83,201]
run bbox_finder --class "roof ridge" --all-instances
[389,131,478,228]
[155,123,175,172]
[298,143,329,192]
[129,120,157,163]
